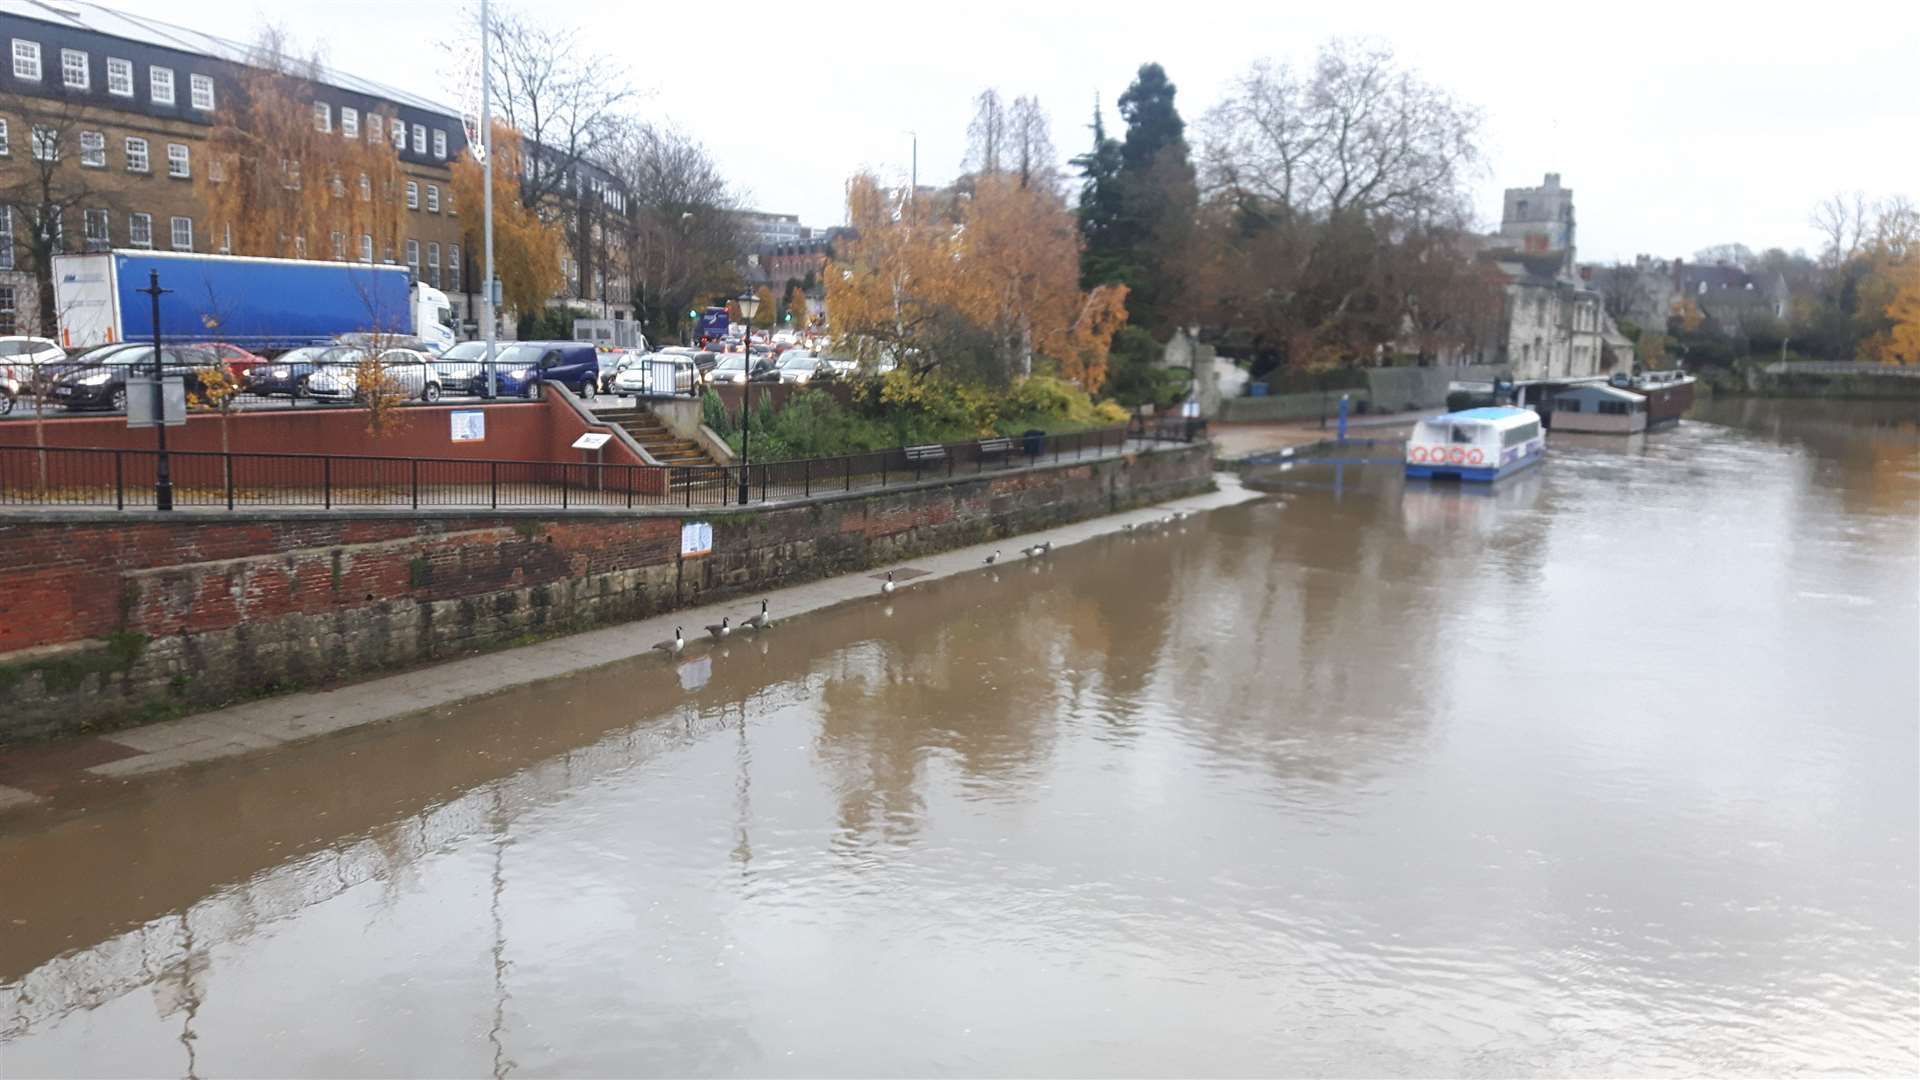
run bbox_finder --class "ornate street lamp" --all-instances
[735,290,760,505]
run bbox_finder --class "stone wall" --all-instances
[0,443,1211,740]
[1218,390,1370,423]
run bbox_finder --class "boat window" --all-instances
[1599,401,1629,415]
[1451,425,1478,444]
[1557,398,1581,413]
[1502,421,1540,447]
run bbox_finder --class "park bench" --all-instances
[903,443,947,478]
[976,436,1015,468]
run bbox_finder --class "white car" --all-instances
[772,330,799,347]
[305,349,444,403]
[610,353,700,397]
[0,336,67,413]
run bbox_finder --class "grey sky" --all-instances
[126,0,1916,264]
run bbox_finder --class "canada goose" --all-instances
[984,549,1002,566]
[705,616,731,642]
[742,599,770,631]
[881,571,896,595]
[652,627,685,657]
[1023,544,1045,558]
[1040,541,1053,553]
[1122,522,1136,532]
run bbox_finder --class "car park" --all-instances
[431,341,502,395]
[50,345,222,411]
[707,354,751,386]
[244,345,363,398]
[204,343,267,377]
[595,348,652,393]
[775,354,828,385]
[0,336,68,414]
[482,341,602,399]
[610,353,701,398]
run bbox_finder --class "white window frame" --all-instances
[166,143,190,178]
[0,117,8,156]
[208,157,225,183]
[313,101,331,133]
[411,123,425,154]
[448,245,461,290]
[29,125,57,162]
[426,185,439,213]
[106,57,132,96]
[60,48,88,90]
[340,107,358,139]
[391,118,405,151]
[170,216,193,251]
[150,66,174,106]
[190,73,215,111]
[125,136,149,173]
[129,212,152,248]
[12,40,41,82]
[427,242,440,287]
[405,181,419,210]
[368,113,382,143]
[83,208,109,249]
[79,130,104,168]
[0,207,13,271]
[405,238,420,272]
[219,223,231,254]
[433,129,447,159]
[331,231,345,260]
[360,234,373,263]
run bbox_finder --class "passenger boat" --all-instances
[1405,406,1545,482]
[1550,383,1648,434]
[1614,370,1695,427]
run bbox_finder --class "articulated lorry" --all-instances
[51,250,455,353]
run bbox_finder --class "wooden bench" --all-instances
[903,443,947,477]
[976,436,1015,468]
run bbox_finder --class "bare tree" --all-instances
[1200,39,1482,224]
[1811,191,1869,267]
[600,121,743,343]
[474,5,636,214]
[963,89,1006,175]
[1007,96,1058,192]
[0,88,120,335]
[1691,243,1754,267]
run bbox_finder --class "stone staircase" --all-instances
[594,406,717,468]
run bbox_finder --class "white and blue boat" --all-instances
[1404,406,1544,482]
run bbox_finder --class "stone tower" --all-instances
[1499,173,1576,266]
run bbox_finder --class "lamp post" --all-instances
[735,290,760,505]
[135,270,174,511]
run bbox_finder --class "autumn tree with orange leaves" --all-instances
[826,172,1128,391]
[450,122,565,316]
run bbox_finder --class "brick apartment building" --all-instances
[0,0,628,341]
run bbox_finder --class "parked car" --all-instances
[609,353,700,397]
[483,341,602,398]
[775,354,828,385]
[0,335,67,414]
[244,345,364,398]
[305,349,444,403]
[595,348,652,393]
[50,345,221,411]
[818,355,861,379]
[204,343,267,377]
[432,341,501,396]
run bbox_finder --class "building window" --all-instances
[12,40,41,82]
[129,212,152,248]
[219,223,231,254]
[427,242,440,288]
[125,136,149,172]
[426,185,439,213]
[167,143,190,178]
[358,173,371,201]
[341,107,358,138]
[448,244,460,290]
[360,234,373,263]
[150,66,174,106]
[405,239,419,274]
[30,125,57,161]
[405,181,418,209]
[433,129,447,159]
[60,48,88,90]
[170,216,193,251]
[313,101,331,133]
[368,113,382,143]
[83,208,109,250]
[446,186,455,216]
[293,235,306,259]
[106,57,132,96]
[190,74,215,111]
[0,118,8,156]
[0,284,13,333]
[391,119,405,151]
[411,123,425,154]
[0,208,13,270]
[331,231,345,260]
[329,172,345,197]
[208,157,225,183]
[79,130,104,167]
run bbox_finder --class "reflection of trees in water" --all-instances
[1707,398,1920,518]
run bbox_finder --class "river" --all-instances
[2,398,1915,1076]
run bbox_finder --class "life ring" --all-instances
[1410,446,1428,463]
[1449,446,1467,464]
[1468,448,1484,465]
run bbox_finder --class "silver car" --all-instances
[305,349,444,403]
[610,353,699,397]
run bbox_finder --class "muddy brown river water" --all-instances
[2,398,1915,1076]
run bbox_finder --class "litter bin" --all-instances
[1022,428,1047,458]
[1249,382,1269,397]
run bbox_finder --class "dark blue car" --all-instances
[483,341,600,398]
[243,345,364,398]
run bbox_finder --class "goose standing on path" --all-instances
[881,571,896,596]
[742,599,770,632]
[1023,544,1045,559]
[984,549,1002,566]
[705,616,731,642]
[652,627,686,657]
[1040,541,1053,554]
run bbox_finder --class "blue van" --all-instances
[483,340,601,398]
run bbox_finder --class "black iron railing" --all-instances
[0,422,1196,511]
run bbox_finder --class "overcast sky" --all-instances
[126,0,1916,264]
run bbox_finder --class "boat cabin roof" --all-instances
[1424,406,1538,429]
[1555,384,1643,403]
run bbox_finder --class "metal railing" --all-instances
[0,423,1187,511]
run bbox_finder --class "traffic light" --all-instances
[688,309,698,318]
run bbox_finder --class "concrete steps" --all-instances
[595,407,719,469]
